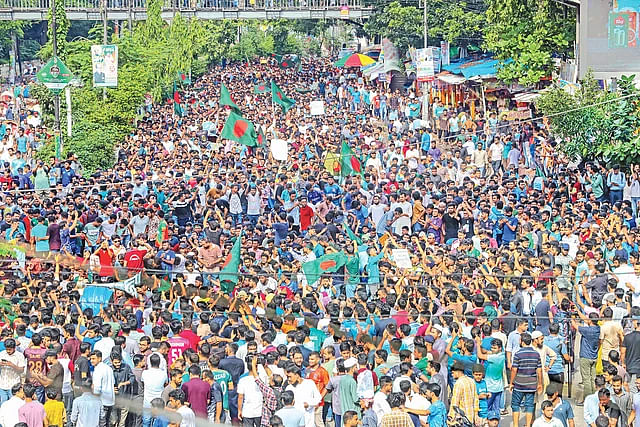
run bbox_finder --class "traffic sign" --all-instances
[37,56,74,93]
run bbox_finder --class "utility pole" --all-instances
[103,0,108,100]
[128,0,133,34]
[422,0,427,48]
[52,0,62,155]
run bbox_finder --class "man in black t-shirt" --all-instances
[74,342,92,393]
[598,388,621,427]
[621,317,640,393]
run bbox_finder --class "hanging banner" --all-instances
[440,41,450,66]
[381,38,402,73]
[91,44,119,88]
[416,48,434,82]
[87,272,141,296]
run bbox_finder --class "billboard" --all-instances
[91,44,118,88]
[579,0,640,79]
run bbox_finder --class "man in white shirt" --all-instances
[94,325,116,362]
[285,365,322,427]
[237,360,263,426]
[141,353,169,427]
[0,382,24,427]
[90,349,115,427]
[0,338,26,404]
[531,400,564,427]
[373,376,392,423]
[168,389,196,427]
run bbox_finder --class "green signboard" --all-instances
[37,56,74,93]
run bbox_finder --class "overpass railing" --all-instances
[0,0,365,10]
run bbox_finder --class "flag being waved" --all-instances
[172,81,183,117]
[324,152,341,176]
[254,83,269,94]
[221,111,258,147]
[271,81,296,113]
[340,141,363,176]
[219,232,242,293]
[219,82,241,112]
[302,251,348,286]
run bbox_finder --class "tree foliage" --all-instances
[535,73,640,164]
[364,1,422,55]
[42,0,70,61]
[484,0,575,86]
[32,6,312,173]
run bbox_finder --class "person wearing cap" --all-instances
[449,361,478,424]
[339,358,360,418]
[531,330,556,405]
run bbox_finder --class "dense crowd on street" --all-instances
[0,56,637,427]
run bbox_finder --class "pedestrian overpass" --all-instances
[0,0,371,20]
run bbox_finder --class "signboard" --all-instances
[416,48,437,82]
[391,249,413,269]
[440,40,450,66]
[431,47,441,74]
[270,138,288,161]
[502,109,533,121]
[310,100,325,115]
[37,56,74,93]
[91,44,119,88]
[340,6,349,18]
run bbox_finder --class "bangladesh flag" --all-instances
[173,81,183,117]
[323,152,341,176]
[256,127,266,146]
[344,221,363,245]
[219,82,241,112]
[278,54,300,69]
[219,233,242,294]
[271,81,295,113]
[302,252,348,286]
[221,111,258,147]
[340,141,363,176]
[177,71,191,85]
[254,83,269,94]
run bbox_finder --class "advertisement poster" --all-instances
[440,41,450,66]
[91,44,118,88]
[416,48,433,82]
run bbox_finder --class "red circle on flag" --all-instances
[320,260,337,270]
[282,62,288,67]
[259,85,265,91]
[180,73,186,80]
[233,120,249,138]
[350,157,361,173]
[277,92,283,100]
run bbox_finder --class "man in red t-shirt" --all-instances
[167,320,191,366]
[306,351,329,426]
[123,239,152,275]
[299,197,315,232]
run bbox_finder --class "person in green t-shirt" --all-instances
[210,356,234,413]
[344,242,360,299]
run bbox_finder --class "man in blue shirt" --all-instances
[500,206,518,245]
[572,312,601,405]
[544,383,575,427]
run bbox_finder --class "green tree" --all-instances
[536,73,640,164]
[484,0,575,86]
[364,1,422,55]
[41,0,70,61]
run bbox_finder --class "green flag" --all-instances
[344,221,363,245]
[220,111,258,147]
[340,141,363,176]
[219,233,242,294]
[173,81,184,117]
[177,71,191,85]
[220,82,241,112]
[254,83,269,94]
[271,81,295,113]
[302,252,348,286]
[278,54,299,69]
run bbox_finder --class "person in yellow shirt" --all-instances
[43,389,66,427]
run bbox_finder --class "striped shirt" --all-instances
[512,346,541,392]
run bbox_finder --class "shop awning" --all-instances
[436,72,467,85]
[513,92,541,103]
[460,59,501,79]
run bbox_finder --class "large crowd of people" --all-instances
[0,55,636,427]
